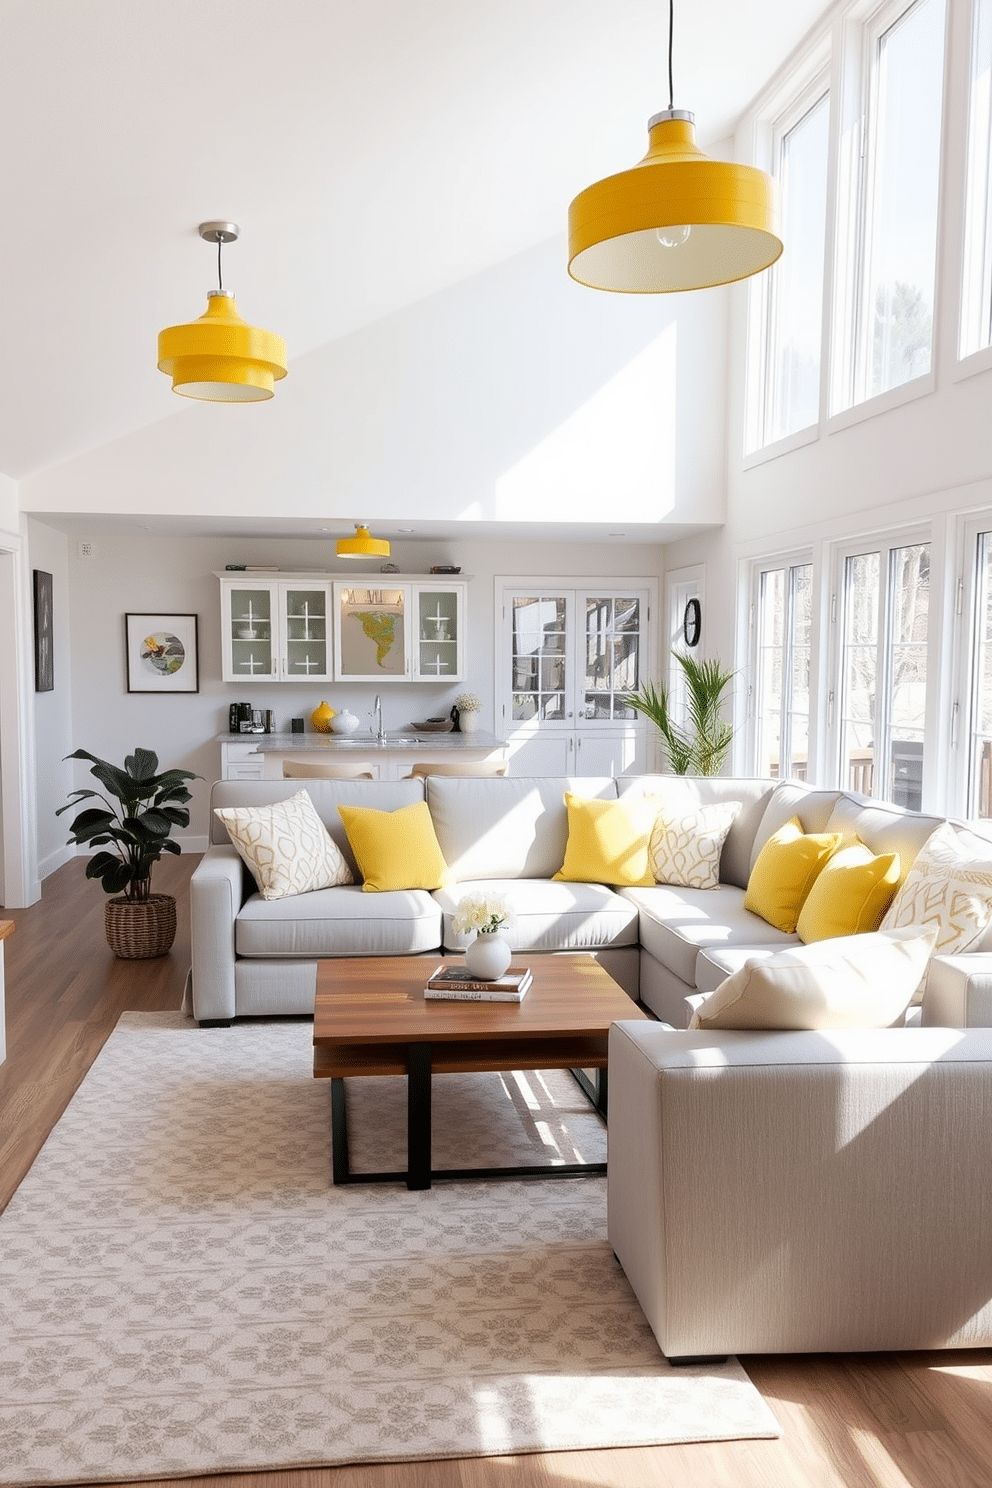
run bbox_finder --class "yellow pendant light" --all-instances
[336,523,391,560]
[568,2,782,293]
[157,222,288,401]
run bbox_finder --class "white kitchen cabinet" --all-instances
[218,575,333,683]
[496,578,657,776]
[219,740,266,779]
[333,580,466,682]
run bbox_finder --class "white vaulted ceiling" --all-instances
[0,0,833,510]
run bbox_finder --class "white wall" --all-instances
[56,531,664,852]
[19,237,728,535]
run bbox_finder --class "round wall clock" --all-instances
[683,597,702,648]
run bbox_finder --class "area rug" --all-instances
[0,1011,780,1484]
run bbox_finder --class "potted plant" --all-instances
[626,651,736,776]
[57,746,199,958]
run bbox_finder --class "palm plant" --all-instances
[57,747,199,901]
[626,652,736,776]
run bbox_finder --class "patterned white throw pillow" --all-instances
[648,801,741,889]
[880,821,992,954]
[214,790,353,900]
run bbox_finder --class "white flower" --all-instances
[451,891,515,935]
[455,692,482,712]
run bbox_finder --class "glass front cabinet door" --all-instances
[413,584,464,682]
[219,577,332,682]
[334,582,409,681]
[333,581,465,682]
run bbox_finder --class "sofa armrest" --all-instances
[189,846,245,1023]
[922,953,992,1027]
[607,1019,992,1356]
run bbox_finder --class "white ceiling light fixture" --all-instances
[568,0,783,293]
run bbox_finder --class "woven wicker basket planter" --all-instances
[105,893,177,959]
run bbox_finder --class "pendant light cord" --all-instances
[216,237,224,293]
[667,0,675,111]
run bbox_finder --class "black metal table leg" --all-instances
[331,1077,350,1184]
[406,1042,432,1189]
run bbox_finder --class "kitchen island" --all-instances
[218,729,508,781]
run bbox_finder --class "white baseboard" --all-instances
[39,844,75,882]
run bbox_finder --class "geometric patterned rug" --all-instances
[0,1011,780,1484]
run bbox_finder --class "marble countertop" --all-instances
[217,729,507,752]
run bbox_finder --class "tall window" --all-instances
[837,540,930,806]
[968,531,992,816]
[754,561,813,779]
[747,83,829,452]
[835,0,946,410]
[961,0,992,359]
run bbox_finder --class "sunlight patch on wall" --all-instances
[492,327,677,523]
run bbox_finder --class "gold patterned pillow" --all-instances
[648,801,741,889]
[215,790,353,900]
[880,821,992,953]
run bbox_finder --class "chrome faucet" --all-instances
[373,694,385,742]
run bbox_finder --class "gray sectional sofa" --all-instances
[189,772,992,1027]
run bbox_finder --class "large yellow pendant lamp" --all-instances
[336,523,391,559]
[157,222,288,401]
[568,1,782,293]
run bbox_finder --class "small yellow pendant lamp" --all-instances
[336,523,391,559]
[568,1,782,293]
[157,222,288,401]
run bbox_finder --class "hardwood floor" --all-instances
[3,857,992,1488]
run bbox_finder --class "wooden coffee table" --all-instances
[313,952,647,1190]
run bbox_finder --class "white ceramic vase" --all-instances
[459,710,479,733]
[464,929,511,980]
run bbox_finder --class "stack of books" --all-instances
[424,965,533,1002]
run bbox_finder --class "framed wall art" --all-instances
[33,569,54,692]
[125,613,199,693]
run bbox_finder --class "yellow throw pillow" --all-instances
[744,816,843,933]
[337,800,450,893]
[796,842,901,944]
[553,793,658,888]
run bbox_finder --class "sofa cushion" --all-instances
[796,843,901,943]
[618,776,777,890]
[426,776,618,882]
[881,820,992,953]
[744,817,843,933]
[435,878,639,953]
[648,801,741,889]
[624,883,797,987]
[749,782,844,867]
[214,790,354,900]
[338,801,450,892]
[824,794,943,878]
[688,925,937,1031]
[553,793,657,887]
[236,883,442,957]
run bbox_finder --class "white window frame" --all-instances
[950,511,992,820]
[745,551,815,781]
[746,73,831,459]
[825,524,935,805]
[960,0,992,367]
[830,0,947,420]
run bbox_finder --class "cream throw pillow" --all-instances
[648,801,741,889]
[215,790,353,900]
[688,925,937,1031]
[880,821,992,953]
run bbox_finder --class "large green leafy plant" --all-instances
[626,652,736,776]
[57,747,199,901]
